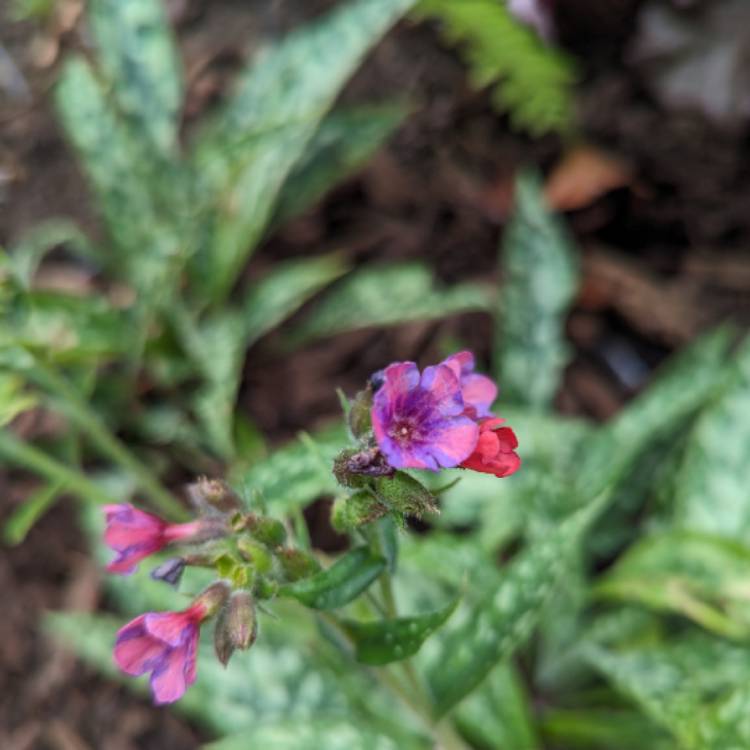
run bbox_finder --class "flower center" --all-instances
[390,418,419,445]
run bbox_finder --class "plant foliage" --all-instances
[415,0,577,135]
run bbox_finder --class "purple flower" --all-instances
[371,360,479,470]
[440,351,498,418]
[113,583,228,704]
[104,504,211,575]
[114,608,201,704]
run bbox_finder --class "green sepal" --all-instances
[374,472,438,517]
[331,491,388,533]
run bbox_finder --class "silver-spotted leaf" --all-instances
[341,599,457,665]
[279,547,386,610]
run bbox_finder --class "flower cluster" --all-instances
[371,351,520,478]
[105,482,317,704]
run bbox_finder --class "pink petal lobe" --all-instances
[382,362,419,398]
[441,351,474,378]
[461,373,498,415]
[428,418,479,467]
[150,643,189,704]
[144,612,193,647]
[420,364,462,414]
[114,616,164,676]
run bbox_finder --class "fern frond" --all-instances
[415,0,577,135]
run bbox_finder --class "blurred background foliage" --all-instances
[2,0,750,748]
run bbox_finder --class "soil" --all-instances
[2,0,750,747]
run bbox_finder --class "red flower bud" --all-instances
[460,418,521,478]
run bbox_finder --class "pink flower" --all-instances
[104,504,203,575]
[460,418,521,478]
[372,361,479,471]
[440,351,498,418]
[113,583,228,704]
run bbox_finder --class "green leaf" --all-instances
[9,290,134,363]
[4,480,64,545]
[54,57,181,298]
[574,326,735,505]
[242,253,349,347]
[233,422,346,514]
[540,708,674,750]
[673,337,750,539]
[279,546,386,610]
[583,630,750,748]
[191,0,417,301]
[272,103,408,226]
[188,311,245,459]
[494,171,579,410]
[286,262,491,347]
[455,663,540,750]
[88,0,183,156]
[5,219,96,289]
[341,600,457,665]
[693,684,750,750]
[415,0,576,135]
[427,497,604,715]
[399,532,502,600]
[594,531,750,640]
[0,372,37,427]
[206,719,426,750]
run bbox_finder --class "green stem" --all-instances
[28,367,185,519]
[356,526,468,749]
[0,429,119,506]
[318,610,469,750]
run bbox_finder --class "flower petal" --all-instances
[374,433,431,470]
[144,612,193,647]
[441,351,474,379]
[150,643,189,704]
[381,362,420,399]
[104,504,165,550]
[114,615,166,676]
[424,417,479,468]
[420,364,463,416]
[461,373,498,417]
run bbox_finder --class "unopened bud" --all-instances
[242,514,286,547]
[333,448,393,488]
[373,471,438,517]
[187,478,243,513]
[236,537,273,574]
[214,591,258,666]
[331,491,388,532]
[149,557,186,586]
[277,547,321,582]
[192,581,231,619]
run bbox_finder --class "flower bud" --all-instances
[242,514,286,547]
[373,472,438,518]
[214,591,258,666]
[277,547,321,582]
[192,581,231,619]
[331,491,387,532]
[333,448,393,488]
[236,537,273,574]
[149,557,186,586]
[187,478,242,513]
